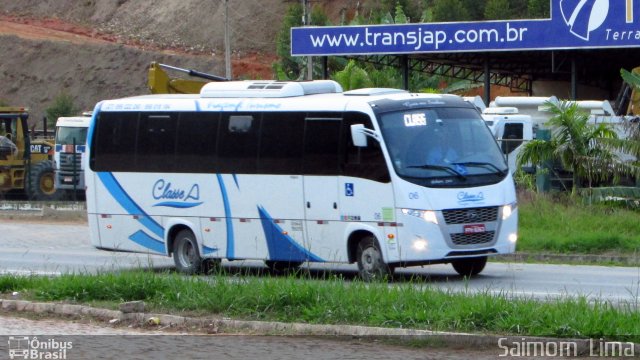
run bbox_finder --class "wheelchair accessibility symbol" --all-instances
[345,183,354,197]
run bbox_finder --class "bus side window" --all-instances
[342,112,390,183]
[175,112,219,173]
[136,113,177,172]
[92,112,139,172]
[259,112,304,174]
[303,116,341,176]
[218,113,259,174]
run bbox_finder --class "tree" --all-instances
[332,60,373,91]
[485,0,511,20]
[431,0,470,22]
[274,4,305,80]
[45,92,77,127]
[527,0,550,18]
[517,101,636,192]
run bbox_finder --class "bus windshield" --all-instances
[56,127,88,146]
[378,107,508,187]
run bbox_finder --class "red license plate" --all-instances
[464,224,486,234]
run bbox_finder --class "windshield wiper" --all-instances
[452,162,508,175]
[407,164,467,180]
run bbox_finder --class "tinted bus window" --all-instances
[175,112,219,173]
[258,112,304,174]
[342,112,390,183]
[91,112,139,172]
[136,113,177,172]
[303,115,342,175]
[218,113,259,174]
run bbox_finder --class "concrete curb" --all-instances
[1,299,637,354]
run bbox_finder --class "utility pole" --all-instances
[302,0,312,80]
[224,0,232,79]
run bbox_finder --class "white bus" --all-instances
[54,114,91,196]
[85,80,518,280]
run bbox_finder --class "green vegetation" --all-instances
[518,192,640,254]
[1,271,638,341]
[45,92,78,127]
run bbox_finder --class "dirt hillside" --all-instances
[0,0,295,124]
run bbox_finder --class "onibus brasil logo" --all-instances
[8,337,72,359]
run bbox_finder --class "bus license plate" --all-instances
[464,224,485,234]
[64,176,73,183]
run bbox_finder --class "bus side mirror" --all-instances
[351,124,368,147]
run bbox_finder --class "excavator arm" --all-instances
[147,62,228,94]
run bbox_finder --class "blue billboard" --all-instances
[291,0,640,56]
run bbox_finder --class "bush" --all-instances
[45,92,78,127]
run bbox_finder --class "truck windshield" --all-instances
[378,107,508,188]
[56,127,88,145]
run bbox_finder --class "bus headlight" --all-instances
[412,238,428,251]
[502,203,517,220]
[401,209,438,224]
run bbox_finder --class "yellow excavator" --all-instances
[147,62,228,94]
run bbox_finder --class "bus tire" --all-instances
[451,256,487,277]
[27,160,62,201]
[173,229,203,275]
[356,236,393,282]
[265,260,302,274]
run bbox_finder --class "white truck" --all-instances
[53,114,91,198]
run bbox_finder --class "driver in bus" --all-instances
[426,124,458,165]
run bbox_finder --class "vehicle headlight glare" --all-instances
[502,203,517,220]
[412,238,428,251]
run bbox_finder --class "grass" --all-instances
[517,191,640,254]
[2,271,639,342]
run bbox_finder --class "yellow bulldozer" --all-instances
[0,106,62,200]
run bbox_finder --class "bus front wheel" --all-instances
[356,236,393,282]
[173,229,203,275]
[451,256,487,277]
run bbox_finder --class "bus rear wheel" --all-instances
[173,230,203,275]
[356,236,393,282]
[451,256,487,277]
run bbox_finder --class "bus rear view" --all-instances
[85,81,517,280]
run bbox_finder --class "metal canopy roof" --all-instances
[346,47,640,98]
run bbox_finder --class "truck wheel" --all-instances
[28,160,62,201]
[173,229,203,275]
[356,236,393,282]
[451,256,488,277]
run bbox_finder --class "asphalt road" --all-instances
[1,219,640,307]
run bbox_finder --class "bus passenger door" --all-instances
[302,117,342,262]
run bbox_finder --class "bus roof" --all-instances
[97,81,474,113]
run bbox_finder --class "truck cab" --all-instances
[54,114,91,198]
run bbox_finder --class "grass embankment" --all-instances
[1,271,639,341]
[517,192,640,254]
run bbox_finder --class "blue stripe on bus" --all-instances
[129,230,165,254]
[86,102,102,151]
[216,174,235,259]
[257,206,324,263]
[97,172,165,240]
[203,245,219,255]
[153,201,204,209]
[232,174,239,189]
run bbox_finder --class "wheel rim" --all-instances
[40,173,56,195]
[360,246,381,273]
[177,239,195,268]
